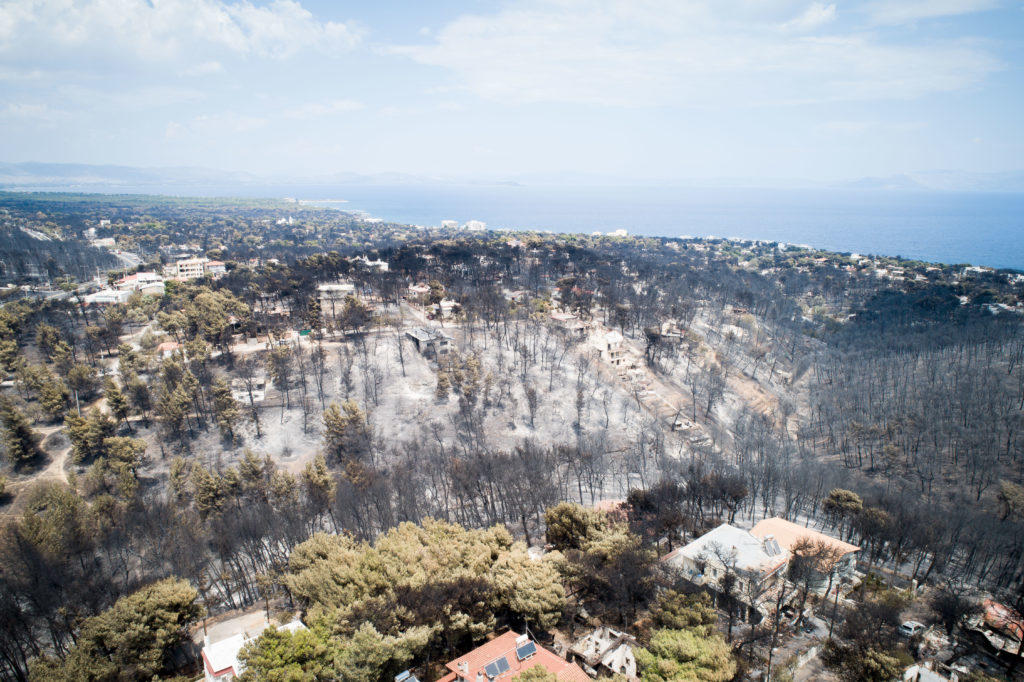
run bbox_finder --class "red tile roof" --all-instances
[749,517,860,556]
[983,599,1024,641]
[442,631,591,682]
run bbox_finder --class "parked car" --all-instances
[899,621,926,637]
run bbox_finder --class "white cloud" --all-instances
[182,61,225,76]
[781,3,837,31]
[284,99,365,119]
[863,0,999,25]
[394,0,1000,107]
[165,112,267,138]
[0,102,69,123]
[815,120,926,136]
[0,0,362,76]
[817,120,874,135]
[82,85,208,110]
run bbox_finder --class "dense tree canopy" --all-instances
[29,578,202,681]
[635,627,736,682]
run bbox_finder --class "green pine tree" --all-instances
[0,397,43,467]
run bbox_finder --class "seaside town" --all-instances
[0,193,1019,682]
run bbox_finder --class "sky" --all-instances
[0,0,1022,184]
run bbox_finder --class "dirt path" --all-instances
[1,423,72,518]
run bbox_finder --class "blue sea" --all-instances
[43,182,1024,269]
[295,185,1024,271]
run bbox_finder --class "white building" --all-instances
[433,298,459,319]
[353,255,389,272]
[202,620,305,682]
[165,257,226,280]
[408,283,430,297]
[550,310,587,335]
[464,220,486,231]
[663,524,790,615]
[441,220,459,229]
[407,327,454,359]
[84,288,131,306]
[230,378,265,404]
[115,272,165,296]
[590,330,628,367]
[172,257,208,280]
[318,282,356,320]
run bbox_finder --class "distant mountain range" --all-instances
[840,170,1024,193]
[1,161,1022,193]
[0,162,456,190]
[0,162,261,187]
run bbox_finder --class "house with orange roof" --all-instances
[748,517,860,591]
[437,631,591,682]
[156,341,182,359]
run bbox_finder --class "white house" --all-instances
[171,257,208,280]
[550,310,588,336]
[590,330,628,367]
[115,272,165,296]
[353,255,389,272]
[205,260,227,277]
[165,257,225,280]
[663,524,790,616]
[407,327,454,359]
[317,282,356,320]
[433,298,459,319]
[408,283,431,298]
[202,620,305,682]
[84,288,131,306]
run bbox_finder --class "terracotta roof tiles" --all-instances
[442,631,590,682]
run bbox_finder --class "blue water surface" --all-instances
[38,182,1024,269]
[308,185,1024,270]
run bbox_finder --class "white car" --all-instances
[899,621,926,637]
